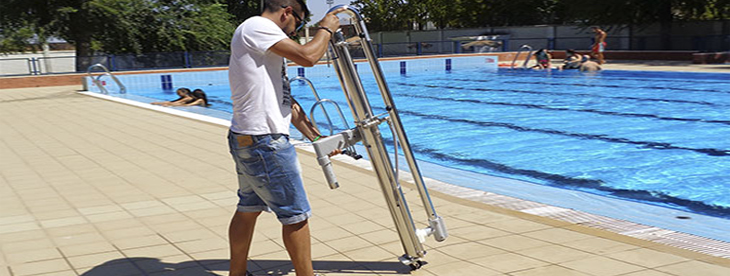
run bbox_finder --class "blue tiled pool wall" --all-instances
[85,55,499,93]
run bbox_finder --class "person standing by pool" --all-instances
[226,1,342,276]
[591,26,607,65]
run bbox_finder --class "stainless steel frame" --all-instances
[86,63,126,94]
[310,5,447,270]
[511,44,534,69]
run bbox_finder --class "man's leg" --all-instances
[229,211,261,276]
[282,219,314,276]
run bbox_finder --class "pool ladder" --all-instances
[86,63,126,94]
[511,45,534,69]
[288,76,361,161]
[306,5,448,270]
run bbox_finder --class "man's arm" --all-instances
[269,8,344,67]
[291,99,321,141]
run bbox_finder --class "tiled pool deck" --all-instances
[2,62,730,275]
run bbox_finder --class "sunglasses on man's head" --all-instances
[281,5,306,32]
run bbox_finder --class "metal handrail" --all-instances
[511,45,534,69]
[86,63,126,94]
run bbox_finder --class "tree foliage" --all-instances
[0,0,236,70]
[350,0,729,32]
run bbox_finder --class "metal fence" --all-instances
[0,50,232,77]
[2,34,727,76]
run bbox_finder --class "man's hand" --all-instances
[319,8,345,31]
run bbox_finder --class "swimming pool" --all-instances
[88,56,730,240]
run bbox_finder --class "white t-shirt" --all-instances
[229,16,292,135]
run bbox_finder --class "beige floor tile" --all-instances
[341,246,392,262]
[0,227,42,244]
[654,260,730,276]
[480,234,552,252]
[248,239,285,258]
[357,228,399,245]
[175,238,228,254]
[138,213,190,226]
[45,224,98,238]
[52,232,106,247]
[85,211,134,223]
[523,227,594,244]
[127,206,177,218]
[451,211,514,225]
[562,237,640,255]
[516,244,595,264]
[619,270,675,276]
[1,238,56,253]
[67,251,125,269]
[159,228,219,243]
[113,234,170,250]
[437,241,507,259]
[74,260,143,276]
[560,256,644,276]
[606,248,689,268]
[311,227,355,243]
[447,224,511,241]
[20,270,78,276]
[0,222,41,235]
[5,248,63,265]
[146,220,202,234]
[338,220,386,236]
[189,248,229,262]
[122,244,184,259]
[9,258,72,276]
[325,236,373,253]
[133,254,198,274]
[471,252,549,273]
[39,216,88,229]
[33,209,82,221]
[103,226,156,241]
[0,215,35,226]
[58,241,117,257]
[426,261,502,276]
[508,264,590,276]
[77,204,124,216]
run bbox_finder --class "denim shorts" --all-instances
[227,131,312,225]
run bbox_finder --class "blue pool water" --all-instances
[96,63,730,225]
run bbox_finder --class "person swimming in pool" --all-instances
[186,89,211,107]
[151,88,211,107]
[561,49,582,70]
[151,88,194,106]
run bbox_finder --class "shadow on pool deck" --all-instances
[78,257,411,275]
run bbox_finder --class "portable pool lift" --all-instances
[301,5,448,270]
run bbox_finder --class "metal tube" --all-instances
[345,6,440,221]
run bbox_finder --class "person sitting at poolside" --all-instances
[561,49,582,70]
[151,88,194,106]
[579,55,602,72]
[531,48,551,69]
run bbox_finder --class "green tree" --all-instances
[0,0,234,70]
[350,0,413,31]
[560,0,729,49]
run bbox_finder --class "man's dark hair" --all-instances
[263,0,310,18]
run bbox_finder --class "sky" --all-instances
[306,0,354,24]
